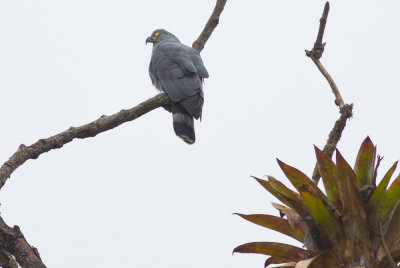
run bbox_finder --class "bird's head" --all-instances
[146,29,179,44]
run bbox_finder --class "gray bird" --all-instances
[146,29,209,144]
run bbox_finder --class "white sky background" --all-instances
[0,0,400,267]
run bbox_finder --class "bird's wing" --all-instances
[185,46,209,79]
[150,41,204,103]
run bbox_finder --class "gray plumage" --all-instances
[146,29,209,144]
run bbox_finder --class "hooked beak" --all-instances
[146,36,154,44]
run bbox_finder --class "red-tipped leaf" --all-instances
[253,176,309,218]
[277,160,333,211]
[235,213,304,242]
[233,242,306,262]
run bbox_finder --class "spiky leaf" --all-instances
[336,150,373,264]
[233,242,305,262]
[299,184,344,252]
[277,160,334,213]
[253,176,309,218]
[354,137,376,187]
[235,213,304,242]
[367,162,397,231]
[314,146,342,210]
[381,172,400,223]
[264,256,291,267]
[384,199,400,251]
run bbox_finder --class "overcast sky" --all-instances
[1,1,400,267]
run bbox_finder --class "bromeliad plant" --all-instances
[234,137,400,268]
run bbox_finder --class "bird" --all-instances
[146,29,209,144]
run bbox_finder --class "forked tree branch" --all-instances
[305,2,353,184]
[0,1,227,267]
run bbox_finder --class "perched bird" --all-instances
[146,29,209,144]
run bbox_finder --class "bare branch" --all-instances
[0,217,46,268]
[309,57,345,109]
[315,3,329,49]
[305,2,344,110]
[192,0,227,52]
[307,2,330,60]
[0,93,170,190]
[306,2,353,184]
[311,104,353,182]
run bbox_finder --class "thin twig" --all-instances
[305,2,353,184]
[310,57,345,109]
[373,154,384,185]
[192,0,227,52]
[380,221,397,268]
[305,2,344,110]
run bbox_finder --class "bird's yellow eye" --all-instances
[154,32,160,37]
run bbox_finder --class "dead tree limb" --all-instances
[0,1,228,267]
[0,93,169,190]
[305,2,353,184]
[0,217,45,268]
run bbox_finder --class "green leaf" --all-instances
[277,159,316,191]
[268,176,301,202]
[367,161,397,231]
[336,149,373,264]
[299,184,344,252]
[314,146,342,210]
[235,213,304,242]
[354,136,376,187]
[277,159,336,220]
[233,242,305,262]
[381,172,400,222]
[253,176,309,218]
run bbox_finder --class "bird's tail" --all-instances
[172,103,195,144]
